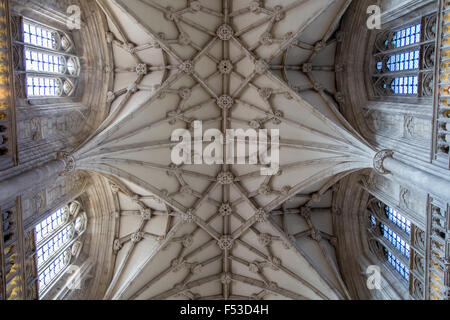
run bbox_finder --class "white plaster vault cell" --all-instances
[77,0,375,300]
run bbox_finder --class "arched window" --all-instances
[16,19,79,98]
[33,200,87,298]
[372,14,436,97]
[366,198,426,298]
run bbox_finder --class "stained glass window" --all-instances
[376,61,383,70]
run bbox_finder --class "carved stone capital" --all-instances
[373,149,393,174]
[57,151,76,175]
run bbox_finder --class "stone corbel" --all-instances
[373,149,394,175]
[57,151,76,176]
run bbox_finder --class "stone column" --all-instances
[374,150,450,201]
[0,152,74,204]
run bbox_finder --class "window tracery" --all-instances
[13,19,80,98]
[33,200,87,297]
[371,14,437,97]
[366,198,426,298]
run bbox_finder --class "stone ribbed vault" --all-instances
[71,0,378,300]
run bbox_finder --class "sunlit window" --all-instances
[38,250,71,293]
[21,20,79,98]
[36,224,74,266]
[26,76,62,97]
[23,21,57,50]
[25,49,66,74]
[34,207,69,243]
[33,201,87,297]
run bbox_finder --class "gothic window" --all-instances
[372,14,436,98]
[14,19,79,98]
[33,200,87,298]
[366,198,426,298]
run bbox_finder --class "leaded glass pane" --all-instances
[385,248,410,281]
[26,76,61,97]
[391,76,418,95]
[381,224,410,258]
[37,250,70,293]
[387,50,420,72]
[392,24,421,48]
[23,21,58,50]
[34,207,68,243]
[25,49,65,74]
[36,224,74,268]
[385,206,412,234]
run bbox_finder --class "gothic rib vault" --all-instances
[70,0,380,300]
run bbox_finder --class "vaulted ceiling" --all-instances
[74,0,378,300]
